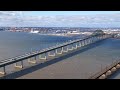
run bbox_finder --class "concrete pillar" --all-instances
[39,53,47,60]
[116,64,120,69]
[93,37,95,42]
[81,41,84,46]
[56,48,63,54]
[86,39,88,45]
[81,40,84,46]
[0,66,6,75]
[68,44,73,50]
[96,36,99,41]
[62,46,68,52]
[111,67,117,72]
[62,47,64,52]
[95,36,98,41]
[77,42,80,48]
[14,61,23,69]
[84,39,87,46]
[92,37,94,42]
[79,41,81,47]
[99,74,106,79]
[89,38,92,44]
[28,56,37,64]
[87,39,89,44]
[75,43,78,49]
[84,40,86,45]
[87,39,89,45]
[73,43,77,49]
[48,50,56,57]
[90,37,93,43]
[80,41,83,46]
[106,70,112,76]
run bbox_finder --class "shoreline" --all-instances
[31,33,88,37]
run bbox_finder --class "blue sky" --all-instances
[24,11,120,16]
[0,11,120,27]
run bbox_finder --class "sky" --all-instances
[0,11,120,27]
[24,11,120,16]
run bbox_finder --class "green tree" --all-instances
[92,30,105,36]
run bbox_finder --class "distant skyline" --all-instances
[0,11,120,27]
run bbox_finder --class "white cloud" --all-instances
[0,11,120,27]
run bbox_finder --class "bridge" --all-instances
[89,60,120,79]
[0,31,114,78]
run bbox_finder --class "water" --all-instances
[17,38,120,79]
[0,31,85,60]
[1,31,120,78]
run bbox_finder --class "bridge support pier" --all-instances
[39,53,47,60]
[99,74,106,79]
[95,37,98,42]
[0,66,6,75]
[28,56,37,64]
[89,37,92,44]
[48,50,56,57]
[68,44,73,51]
[91,37,94,43]
[14,61,23,69]
[86,39,89,45]
[116,64,120,69]
[94,36,97,42]
[82,40,85,46]
[83,40,85,46]
[77,42,81,48]
[75,43,78,49]
[80,41,83,47]
[56,48,63,54]
[72,43,77,49]
[62,46,68,52]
